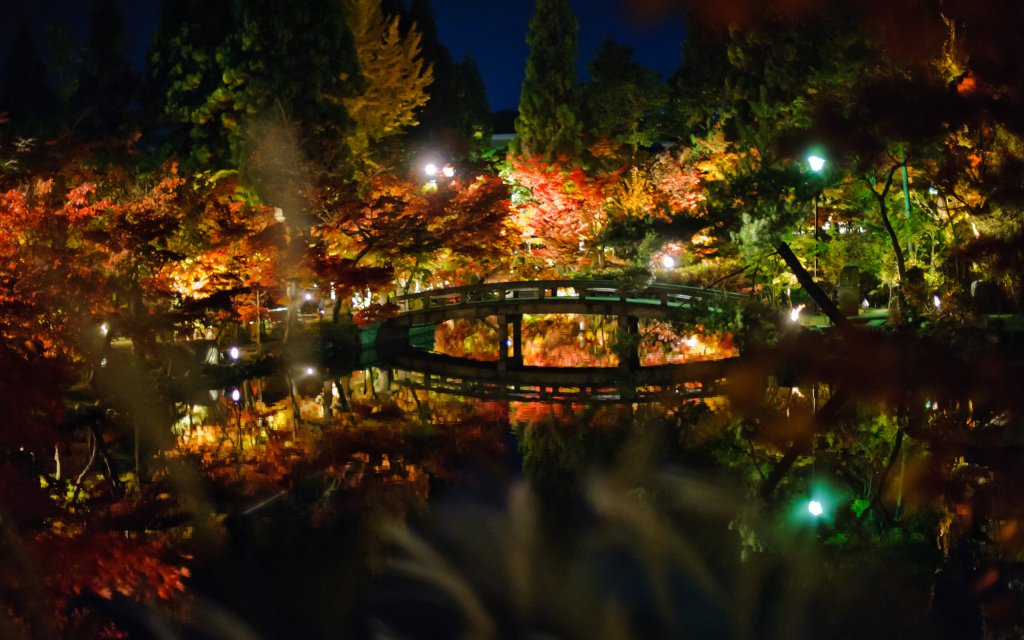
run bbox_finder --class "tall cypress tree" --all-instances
[512,0,582,161]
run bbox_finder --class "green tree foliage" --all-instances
[146,0,235,165]
[583,39,668,159]
[512,0,582,162]
[199,0,356,170]
[72,0,138,138]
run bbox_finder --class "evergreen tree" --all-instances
[583,39,667,156]
[198,0,356,170]
[145,0,234,164]
[72,0,137,137]
[0,23,59,134]
[403,0,491,154]
[512,0,582,161]
[453,56,491,144]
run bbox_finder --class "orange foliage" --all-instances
[509,156,621,261]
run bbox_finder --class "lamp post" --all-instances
[807,154,826,278]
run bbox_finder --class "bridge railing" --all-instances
[394,280,743,314]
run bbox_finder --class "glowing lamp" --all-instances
[807,155,826,173]
[790,305,805,323]
[807,500,824,517]
[231,388,241,403]
[424,163,438,176]
[661,255,676,269]
[306,367,315,376]
[441,165,455,178]
[229,346,240,361]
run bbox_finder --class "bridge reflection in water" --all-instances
[373,279,743,404]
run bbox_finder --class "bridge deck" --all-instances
[391,279,743,326]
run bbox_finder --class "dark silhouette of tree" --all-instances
[0,23,59,135]
[511,0,582,162]
[583,39,667,159]
[145,0,235,165]
[72,0,137,138]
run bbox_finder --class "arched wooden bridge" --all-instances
[381,279,743,370]
[371,279,744,393]
[390,279,743,326]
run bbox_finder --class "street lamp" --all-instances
[808,154,826,278]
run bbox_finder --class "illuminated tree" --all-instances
[511,0,582,162]
[340,0,434,174]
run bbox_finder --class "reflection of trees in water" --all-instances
[434,315,737,367]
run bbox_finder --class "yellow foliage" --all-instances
[338,0,434,159]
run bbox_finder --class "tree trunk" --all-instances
[775,241,853,331]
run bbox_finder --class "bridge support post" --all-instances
[497,314,509,372]
[510,313,523,368]
[618,315,641,371]
[496,313,523,371]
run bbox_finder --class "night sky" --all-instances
[2,0,687,112]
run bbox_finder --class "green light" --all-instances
[807,500,824,517]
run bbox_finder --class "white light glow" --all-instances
[790,305,805,323]
[231,388,241,402]
[441,165,455,178]
[306,367,315,376]
[807,155,826,172]
[661,255,676,269]
[808,500,824,517]
[933,295,942,309]
[305,292,312,301]
[100,322,109,336]
[229,346,240,360]
[424,163,438,176]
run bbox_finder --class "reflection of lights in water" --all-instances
[229,346,239,360]
[100,322,109,336]
[790,305,805,323]
[231,388,240,402]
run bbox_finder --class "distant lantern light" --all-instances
[306,366,315,376]
[862,298,870,309]
[305,292,313,301]
[790,304,805,323]
[661,254,676,269]
[808,499,824,517]
[441,165,455,178]
[231,388,241,403]
[229,346,240,361]
[928,187,939,196]
[424,163,438,176]
[933,295,942,309]
[100,322,109,336]
[807,155,826,173]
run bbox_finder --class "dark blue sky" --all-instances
[2,0,686,112]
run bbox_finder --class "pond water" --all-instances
[159,314,1022,639]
